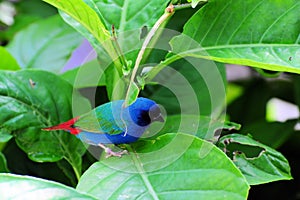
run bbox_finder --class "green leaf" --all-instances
[0,47,20,71]
[43,0,110,44]
[0,173,96,199]
[89,0,169,32]
[92,0,170,62]
[3,140,75,186]
[0,131,13,143]
[77,133,249,199]
[147,114,240,141]
[84,0,170,43]
[171,0,300,74]
[60,59,106,88]
[0,70,90,178]
[218,134,292,185]
[6,15,82,73]
[142,58,226,117]
[44,0,121,74]
[0,153,9,172]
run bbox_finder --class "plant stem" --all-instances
[66,157,81,181]
[111,25,128,70]
[54,133,81,182]
[131,7,174,82]
[124,5,175,103]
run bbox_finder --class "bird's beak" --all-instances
[153,113,165,122]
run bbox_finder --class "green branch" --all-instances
[124,5,175,105]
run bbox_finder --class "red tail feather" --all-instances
[42,116,81,134]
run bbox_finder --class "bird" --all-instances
[42,97,164,157]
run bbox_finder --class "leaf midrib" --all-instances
[181,43,300,54]
[119,0,129,31]
[129,146,159,200]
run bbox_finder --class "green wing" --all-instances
[74,103,125,135]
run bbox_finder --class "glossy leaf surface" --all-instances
[77,133,249,200]
[171,0,300,74]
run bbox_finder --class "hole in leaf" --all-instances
[225,142,265,159]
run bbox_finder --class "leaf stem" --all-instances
[124,5,175,104]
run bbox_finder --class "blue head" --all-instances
[128,97,164,127]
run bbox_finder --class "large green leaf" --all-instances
[142,58,226,117]
[44,0,121,76]
[146,114,240,141]
[42,0,110,44]
[89,0,169,31]
[84,0,170,61]
[218,134,292,185]
[77,133,249,199]
[6,15,82,73]
[0,70,90,179]
[0,47,20,71]
[170,0,300,74]
[0,173,96,199]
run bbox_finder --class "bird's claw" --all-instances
[97,143,128,158]
[105,149,128,158]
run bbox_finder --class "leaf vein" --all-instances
[200,0,231,44]
[259,2,300,43]
[227,0,265,44]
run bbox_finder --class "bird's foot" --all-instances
[97,143,128,158]
[105,149,128,158]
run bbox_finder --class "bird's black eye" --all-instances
[137,110,151,126]
[133,105,164,126]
